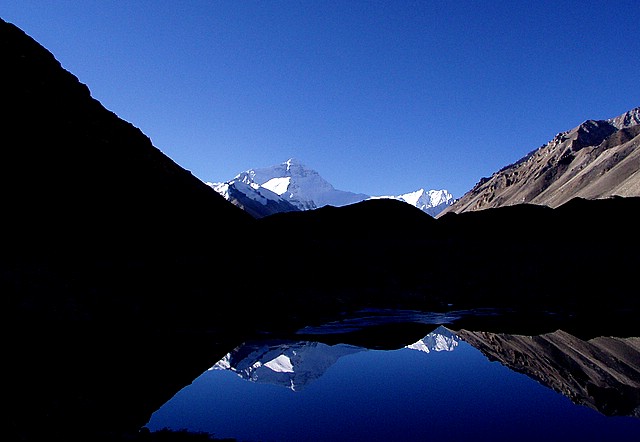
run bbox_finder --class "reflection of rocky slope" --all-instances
[212,341,364,391]
[441,107,640,215]
[457,329,640,418]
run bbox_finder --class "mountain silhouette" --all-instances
[2,17,254,441]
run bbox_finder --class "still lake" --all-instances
[145,324,640,441]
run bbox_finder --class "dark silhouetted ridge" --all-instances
[1,18,252,255]
[1,18,253,441]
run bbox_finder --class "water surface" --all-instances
[146,326,640,441]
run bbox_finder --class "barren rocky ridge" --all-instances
[441,107,640,214]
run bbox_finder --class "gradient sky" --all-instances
[2,1,639,198]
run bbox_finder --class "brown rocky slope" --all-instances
[440,107,640,215]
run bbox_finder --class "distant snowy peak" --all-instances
[371,189,454,217]
[232,158,368,211]
[241,158,310,184]
[209,158,454,217]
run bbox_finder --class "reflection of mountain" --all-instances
[212,341,364,391]
[213,327,461,391]
[457,329,640,418]
[405,325,460,353]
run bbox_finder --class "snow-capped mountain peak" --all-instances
[208,158,455,217]
[371,188,454,217]
[222,158,367,211]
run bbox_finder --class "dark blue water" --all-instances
[145,328,640,441]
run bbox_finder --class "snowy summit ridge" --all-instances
[208,158,454,218]
[370,188,454,217]
[233,158,369,210]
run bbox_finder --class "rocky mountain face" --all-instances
[440,107,640,215]
[457,329,640,418]
[209,158,454,217]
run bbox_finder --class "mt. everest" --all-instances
[208,158,454,218]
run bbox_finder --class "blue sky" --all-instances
[2,1,639,198]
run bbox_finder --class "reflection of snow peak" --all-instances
[211,341,364,391]
[210,327,460,392]
[264,354,294,373]
[405,327,460,353]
